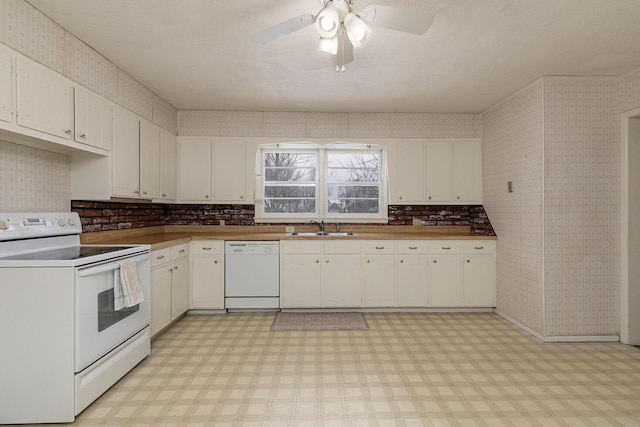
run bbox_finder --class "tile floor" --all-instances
[70,313,640,426]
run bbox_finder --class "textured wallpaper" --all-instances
[543,78,619,336]
[618,68,640,114]
[0,140,70,211]
[482,80,545,335]
[178,111,482,139]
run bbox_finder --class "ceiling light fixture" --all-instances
[251,1,436,71]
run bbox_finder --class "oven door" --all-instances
[75,252,150,372]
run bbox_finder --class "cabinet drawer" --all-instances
[191,240,222,255]
[462,241,495,255]
[151,247,171,267]
[429,241,461,254]
[324,241,362,254]
[362,241,395,254]
[281,240,323,254]
[396,241,429,254]
[171,243,189,260]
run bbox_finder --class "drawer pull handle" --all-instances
[442,247,451,250]
[156,255,165,260]
[179,249,185,253]
[375,246,384,250]
[475,246,484,250]
[203,247,212,250]
[409,246,418,250]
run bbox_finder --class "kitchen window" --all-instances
[255,143,388,223]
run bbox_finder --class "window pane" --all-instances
[327,199,379,214]
[327,169,379,182]
[264,199,316,213]
[327,185,379,198]
[265,185,316,198]
[264,152,316,168]
[264,168,316,182]
[327,153,378,168]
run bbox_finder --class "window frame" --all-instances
[255,142,389,223]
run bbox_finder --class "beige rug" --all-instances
[271,312,369,331]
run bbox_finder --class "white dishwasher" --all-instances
[225,241,280,310]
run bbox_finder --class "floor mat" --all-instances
[270,312,369,331]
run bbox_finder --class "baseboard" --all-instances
[493,309,620,342]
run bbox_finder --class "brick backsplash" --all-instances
[72,201,495,235]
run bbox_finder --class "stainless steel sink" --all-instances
[288,231,358,237]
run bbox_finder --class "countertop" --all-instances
[80,225,496,250]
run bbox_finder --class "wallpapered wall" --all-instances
[482,81,545,335]
[482,77,620,338]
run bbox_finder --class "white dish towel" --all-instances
[114,259,145,311]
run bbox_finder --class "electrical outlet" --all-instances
[219,219,225,226]
[285,226,294,233]
[507,181,513,193]
[412,218,422,226]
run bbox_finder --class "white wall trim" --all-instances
[493,309,546,341]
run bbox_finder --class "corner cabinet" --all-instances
[393,138,482,205]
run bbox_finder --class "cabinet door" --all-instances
[323,254,362,307]
[150,264,172,338]
[425,140,453,202]
[429,255,462,307]
[463,256,495,307]
[454,140,482,203]
[395,140,425,203]
[112,107,140,198]
[280,254,322,307]
[0,50,13,123]
[191,256,224,309]
[363,254,395,307]
[159,130,177,200]
[178,137,212,201]
[396,255,428,306]
[171,257,189,320]
[74,87,113,150]
[16,59,73,139]
[139,121,161,199]
[214,139,246,203]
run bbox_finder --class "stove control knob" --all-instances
[0,220,7,230]
[68,218,76,226]
[58,218,66,227]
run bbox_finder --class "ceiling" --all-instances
[26,0,640,113]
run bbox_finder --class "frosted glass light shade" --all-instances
[319,35,338,55]
[315,4,339,38]
[344,12,371,47]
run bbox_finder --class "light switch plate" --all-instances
[412,218,422,226]
[285,226,294,233]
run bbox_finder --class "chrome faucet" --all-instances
[311,220,325,232]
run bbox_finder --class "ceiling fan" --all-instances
[251,0,435,72]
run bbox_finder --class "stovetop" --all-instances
[0,245,137,261]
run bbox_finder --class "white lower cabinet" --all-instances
[395,241,429,307]
[429,241,462,307]
[190,240,224,309]
[362,241,396,307]
[462,241,496,307]
[280,241,323,308]
[150,243,189,338]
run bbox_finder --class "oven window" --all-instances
[97,289,139,332]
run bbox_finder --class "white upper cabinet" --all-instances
[112,107,141,198]
[178,137,213,202]
[74,87,113,151]
[0,50,12,124]
[16,59,73,140]
[453,139,482,203]
[425,140,453,203]
[395,140,425,203]
[139,121,161,199]
[213,139,247,203]
[159,130,177,201]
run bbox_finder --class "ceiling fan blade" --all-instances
[361,4,435,35]
[251,14,315,44]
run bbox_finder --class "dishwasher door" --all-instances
[224,241,280,310]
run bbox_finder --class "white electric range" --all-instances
[0,212,151,424]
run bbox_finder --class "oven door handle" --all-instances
[77,262,122,277]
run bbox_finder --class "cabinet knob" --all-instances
[142,191,148,195]
[399,196,403,200]
[134,190,140,194]
[366,260,370,263]
[240,195,244,199]
[80,133,86,138]
[467,259,470,263]
[325,260,329,263]
[433,260,437,263]
[316,260,319,263]
[205,195,210,199]
[428,196,432,200]
[162,193,167,197]
[457,196,460,199]
[64,129,72,135]
[400,260,404,263]
[214,260,218,264]
[174,265,179,270]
